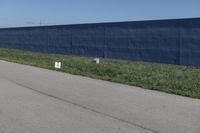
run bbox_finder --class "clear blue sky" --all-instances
[0,0,200,27]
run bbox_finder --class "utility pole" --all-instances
[39,20,42,26]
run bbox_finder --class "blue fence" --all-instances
[0,18,200,66]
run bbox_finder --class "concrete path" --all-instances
[0,60,199,133]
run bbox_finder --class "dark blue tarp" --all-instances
[0,18,200,66]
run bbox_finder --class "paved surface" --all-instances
[0,60,200,133]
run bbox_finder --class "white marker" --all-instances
[93,58,100,64]
[54,62,62,69]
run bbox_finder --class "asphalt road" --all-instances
[0,60,200,133]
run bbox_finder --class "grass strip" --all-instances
[0,48,200,99]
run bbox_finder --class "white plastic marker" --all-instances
[54,62,62,69]
[93,58,100,64]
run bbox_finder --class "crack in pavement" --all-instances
[3,77,160,133]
